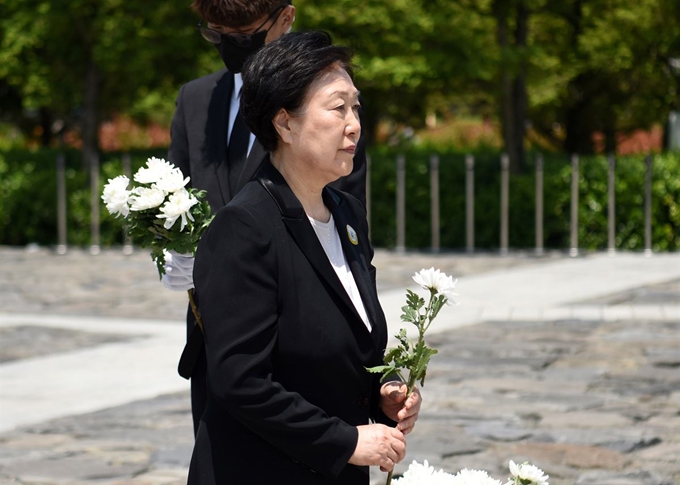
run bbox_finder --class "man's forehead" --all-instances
[207,15,269,33]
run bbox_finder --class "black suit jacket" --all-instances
[169,69,368,433]
[189,159,390,484]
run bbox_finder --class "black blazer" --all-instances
[169,68,369,434]
[189,159,392,484]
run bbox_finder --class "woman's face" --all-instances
[283,64,361,187]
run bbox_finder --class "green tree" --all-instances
[489,0,535,172]
[2,0,677,161]
[529,0,680,154]
[294,0,494,144]
[0,0,215,161]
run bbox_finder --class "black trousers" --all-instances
[190,348,207,436]
[179,305,208,436]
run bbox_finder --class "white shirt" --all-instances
[228,73,256,155]
[309,215,372,332]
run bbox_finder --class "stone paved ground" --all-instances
[0,246,678,485]
[410,313,679,484]
[0,246,559,319]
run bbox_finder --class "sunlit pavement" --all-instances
[0,247,678,484]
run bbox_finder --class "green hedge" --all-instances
[0,147,678,251]
[0,148,166,247]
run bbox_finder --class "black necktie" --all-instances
[227,90,250,194]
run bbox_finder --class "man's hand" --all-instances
[380,381,422,435]
[161,250,195,291]
[348,424,406,472]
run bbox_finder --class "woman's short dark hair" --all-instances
[240,31,355,152]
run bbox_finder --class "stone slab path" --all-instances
[0,247,678,485]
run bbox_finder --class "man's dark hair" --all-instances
[191,0,291,28]
[240,31,355,152]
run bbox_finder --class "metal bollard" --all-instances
[90,152,101,255]
[430,154,440,253]
[500,153,509,256]
[644,155,652,257]
[535,153,544,256]
[607,153,616,256]
[570,154,579,257]
[396,154,406,253]
[56,153,67,255]
[466,154,474,253]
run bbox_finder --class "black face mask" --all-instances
[215,29,267,73]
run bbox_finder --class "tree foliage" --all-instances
[294,0,495,143]
[0,0,217,152]
[524,0,680,154]
[0,0,678,159]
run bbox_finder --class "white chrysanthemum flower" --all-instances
[134,157,176,184]
[413,267,459,305]
[157,188,198,231]
[129,186,166,211]
[508,460,549,485]
[451,468,502,485]
[393,460,456,485]
[155,166,190,194]
[101,175,130,217]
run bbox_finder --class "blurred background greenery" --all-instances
[0,0,678,250]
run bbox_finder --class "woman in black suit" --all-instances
[190,31,421,484]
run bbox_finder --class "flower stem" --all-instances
[385,375,418,485]
[383,290,438,485]
[423,290,436,334]
[187,289,203,332]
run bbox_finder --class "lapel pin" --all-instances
[347,224,359,245]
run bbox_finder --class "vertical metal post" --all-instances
[430,154,440,253]
[500,153,509,256]
[396,154,406,253]
[365,153,371,234]
[465,154,474,253]
[607,153,616,256]
[535,153,544,256]
[644,154,652,257]
[570,154,579,257]
[89,152,101,255]
[56,153,67,255]
[122,153,133,255]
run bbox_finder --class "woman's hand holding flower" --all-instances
[380,381,422,435]
[349,424,406,473]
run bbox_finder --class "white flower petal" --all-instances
[157,188,198,231]
[393,460,456,485]
[154,166,190,194]
[101,175,130,217]
[413,267,459,305]
[129,186,166,211]
[508,461,549,485]
[134,157,176,184]
[413,267,440,290]
[162,214,180,230]
[451,468,503,485]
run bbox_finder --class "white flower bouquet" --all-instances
[367,267,458,484]
[102,157,213,329]
[393,460,549,485]
[101,157,213,277]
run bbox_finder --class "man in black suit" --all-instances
[161,0,367,435]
